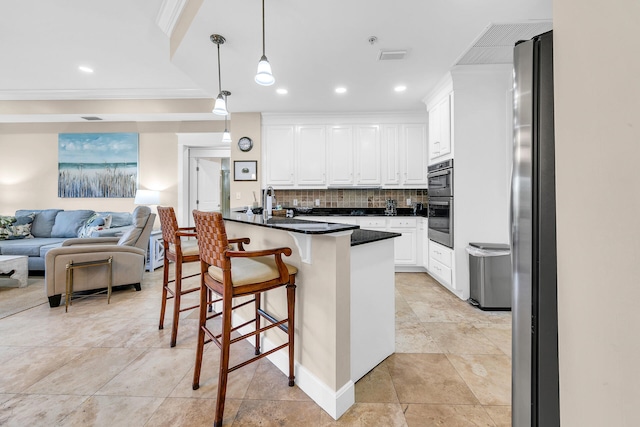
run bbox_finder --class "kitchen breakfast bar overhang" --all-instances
[221,213,399,419]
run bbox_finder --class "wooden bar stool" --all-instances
[157,206,202,347]
[191,210,297,427]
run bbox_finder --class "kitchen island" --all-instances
[222,213,399,419]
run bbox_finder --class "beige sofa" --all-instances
[45,206,155,307]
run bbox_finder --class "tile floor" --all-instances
[0,267,511,426]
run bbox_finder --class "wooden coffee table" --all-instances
[0,255,28,288]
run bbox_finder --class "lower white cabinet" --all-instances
[387,218,417,266]
[428,240,455,290]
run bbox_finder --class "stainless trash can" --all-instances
[467,242,511,310]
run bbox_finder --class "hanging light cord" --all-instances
[217,42,222,94]
[261,0,266,56]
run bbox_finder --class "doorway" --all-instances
[188,149,230,227]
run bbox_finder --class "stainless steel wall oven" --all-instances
[428,159,453,248]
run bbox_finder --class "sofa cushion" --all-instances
[16,209,63,238]
[97,212,132,228]
[51,210,95,238]
[0,237,65,257]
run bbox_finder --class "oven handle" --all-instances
[427,169,451,178]
[428,200,451,206]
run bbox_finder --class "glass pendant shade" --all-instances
[255,55,275,86]
[222,129,231,143]
[212,94,228,115]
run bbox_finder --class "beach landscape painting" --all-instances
[58,133,138,198]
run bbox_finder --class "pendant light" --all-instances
[210,34,228,115]
[221,90,232,143]
[255,0,274,86]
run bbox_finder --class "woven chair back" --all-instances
[192,210,230,270]
[157,206,179,245]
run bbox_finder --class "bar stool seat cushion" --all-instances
[169,239,199,256]
[207,256,297,287]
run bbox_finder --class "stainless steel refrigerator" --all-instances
[511,30,560,427]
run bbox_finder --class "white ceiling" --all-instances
[0,0,552,123]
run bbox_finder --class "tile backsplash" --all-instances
[273,188,428,209]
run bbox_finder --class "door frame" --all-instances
[177,133,230,225]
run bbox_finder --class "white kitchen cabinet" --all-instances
[327,126,354,185]
[354,125,381,185]
[402,124,429,186]
[428,240,456,290]
[388,217,418,266]
[420,218,429,269]
[381,125,401,185]
[427,92,453,164]
[358,217,386,230]
[296,125,326,186]
[264,125,295,186]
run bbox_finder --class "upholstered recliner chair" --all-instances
[45,206,156,308]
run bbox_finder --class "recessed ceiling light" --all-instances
[335,87,347,94]
[394,85,407,92]
[276,88,288,95]
[78,65,94,73]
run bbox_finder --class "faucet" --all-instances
[263,186,274,220]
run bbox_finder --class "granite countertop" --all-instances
[288,207,428,217]
[223,213,400,246]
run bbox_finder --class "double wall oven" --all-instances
[427,159,453,248]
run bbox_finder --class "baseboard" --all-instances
[232,311,355,420]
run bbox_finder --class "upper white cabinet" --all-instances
[428,93,453,162]
[296,125,326,186]
[263,114,427,189]
[402,124,429,185]
[426,75,454,165]
[264,125,295,186]
[327,126,354,185]
[354,125,381,185]
[381,124,428,186]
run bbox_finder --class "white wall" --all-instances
[450,64,513,299]
[554,0,640,425]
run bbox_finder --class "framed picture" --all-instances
[234,161,258,181]
[58,132,139,198]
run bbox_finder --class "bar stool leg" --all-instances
[159,255,170,330]
[192,278,208,390]
[214,292,233,427]
[170,260,183,347]
[254,293,261,355]
[287,278,296,386]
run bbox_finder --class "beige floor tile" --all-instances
[146,397,241,427]
[244,359,311,401]
[60,395,164,426]
[0,346,30,365]
[407,299,470,323]
[0,346,87,393]
[170,340,258,400]
[475,324,512,357]
[319,402,408,426]
[355,360,399,403]
[233,399,322,426]
[395,293,420,323]
[0,393,88,426]
[97,348,193,397]
[386,353,479,405]
[483,405,511,427]
[422,322,503,355]
[395,321,441,353]
[447,354,511,406]
[404,403,496,427]
[25,347,145,395]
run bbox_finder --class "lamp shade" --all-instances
[222,130,232,143]
[255,55,275,86]
[134,189,160,205]
[212,94,228,115]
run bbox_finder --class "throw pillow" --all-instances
[78,214,113,238]
[3,213,35,240]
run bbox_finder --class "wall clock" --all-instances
[238,136,253,152]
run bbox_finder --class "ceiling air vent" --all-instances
[377,50,407,61]
[81,116,103,121]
